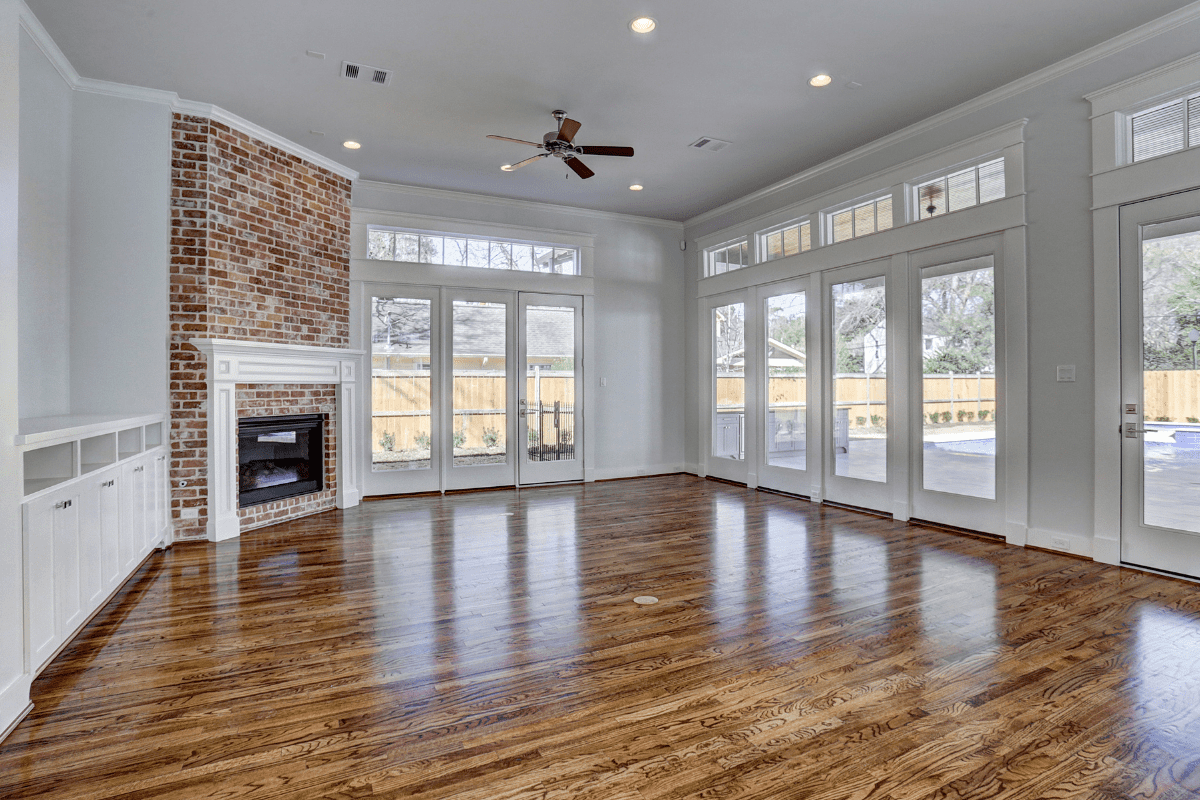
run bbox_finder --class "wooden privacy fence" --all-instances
[1144,369,1200,421]
[371,372,576,450]
[716,373,997,426]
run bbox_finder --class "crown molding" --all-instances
[685,0,1200,229]
[1085,49,1200,116]
[18,2,358,181]
[354,180,684,231]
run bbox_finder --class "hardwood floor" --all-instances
[2,474,1200,799]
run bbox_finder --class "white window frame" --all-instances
[757,218,812,263]
[824,194,894,244]
[367,225,583,276]
[704,236,751,277]
[910,156,1006,221]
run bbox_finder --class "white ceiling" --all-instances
[26,0,1199,221]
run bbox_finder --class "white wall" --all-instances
[68,91,170,415]
[1,0,33,741]
[351,182,688,478]
[683,14,1200,547]
[17,26,70,419]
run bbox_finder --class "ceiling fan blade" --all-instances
[577,145,634,157]
[506,154,548,170]
[486,135,544,148]
[558,118,582,143]
[565,157,594,180]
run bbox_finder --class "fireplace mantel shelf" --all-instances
[190,337,363,542]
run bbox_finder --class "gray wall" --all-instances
[68,92,169,415]
[18,27,71,418]
[352,183,689,477]
[683,17,1200,544]
[17,28,170,421]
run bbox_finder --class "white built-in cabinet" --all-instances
[17,414,169,675]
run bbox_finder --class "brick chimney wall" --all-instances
[169,114,351,541]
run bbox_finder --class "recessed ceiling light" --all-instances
[500,164,514,172]
[343,140,361,149]
[629,184,644,191]
[630,16,656,33]
[809,74,832,87]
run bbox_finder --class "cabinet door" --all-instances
[99,472,122,592]
[79,479,106,613]
[24,497,59,669]
[53,491,84,637]
[119,461,146,572]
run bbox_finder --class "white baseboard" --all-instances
[0,676,32,745]
[892,501,910,522]
[592,463,687,481]
[1005,521,1027,547]
[1092,536,1121,565]
[1027,527,1094,558]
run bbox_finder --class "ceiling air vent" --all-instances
[689,136,731,153]
[341,61,393,86]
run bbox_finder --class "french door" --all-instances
[365,286,583,495]
[1120,189,1200,577]
[704,240,1011,533]
[822,261,894,511]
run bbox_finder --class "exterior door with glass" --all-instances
[1120,189,1200,577]
[823,262,893,511]
[757,278,818,496]
[909,251,1004,534]
[706,292,753,483]
[365,287,441,496]
[518,293,583,484]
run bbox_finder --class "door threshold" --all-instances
[1119,561,1200,585]
[821,499,892,519]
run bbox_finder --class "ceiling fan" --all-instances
[487,110,634,180]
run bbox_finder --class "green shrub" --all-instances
[482,427,500,447]
[855,416,867,427]
[979,410,990,421]
[453,429,466,448]
[928,412,940,424]
[1188,417,1199,424]
[413,432,430,449]
[870,414,882,426]
[957,409,967,422]
[1155,415,1171,422]
[379,431,395,451]
[940,411,952,423]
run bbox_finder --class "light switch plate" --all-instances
[1057,365,1076,382]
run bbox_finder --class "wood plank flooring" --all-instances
[2,475,1200,799]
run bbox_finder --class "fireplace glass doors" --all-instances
[237,414,325,508]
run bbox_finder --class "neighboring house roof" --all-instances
[374,305,573,358]
[716,338,806,367]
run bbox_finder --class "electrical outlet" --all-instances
[181,507,199,520]
[1050,536,1070,551]
[601,377,607,387]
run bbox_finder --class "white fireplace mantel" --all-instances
[190,338,365,542]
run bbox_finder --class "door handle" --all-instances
[1124,423,1156,437]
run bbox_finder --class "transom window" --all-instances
[914,157,1005,221]
[758,220,811,262]
[705,237,751,277]
[368,227,580,275]
[1130,94,1200,162]
[829,195,893,244]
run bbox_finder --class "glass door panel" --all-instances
[919,263,997,499]
[1122,193,1200,577]
[713,301,746,461]
[371,297,433,472]
[831,276,887,482]
[451,300,508,468]
[765,291,807,472]
[445,292,515,491]
[518,294,583,484]
[364,291,440,496]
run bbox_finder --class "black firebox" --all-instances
[237,414,325,508]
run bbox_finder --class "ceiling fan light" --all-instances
[630,16,656,33]
[500,164,514,171]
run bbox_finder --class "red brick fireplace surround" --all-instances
[169,113,355,541]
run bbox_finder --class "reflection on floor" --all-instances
[2,475,1199,799]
